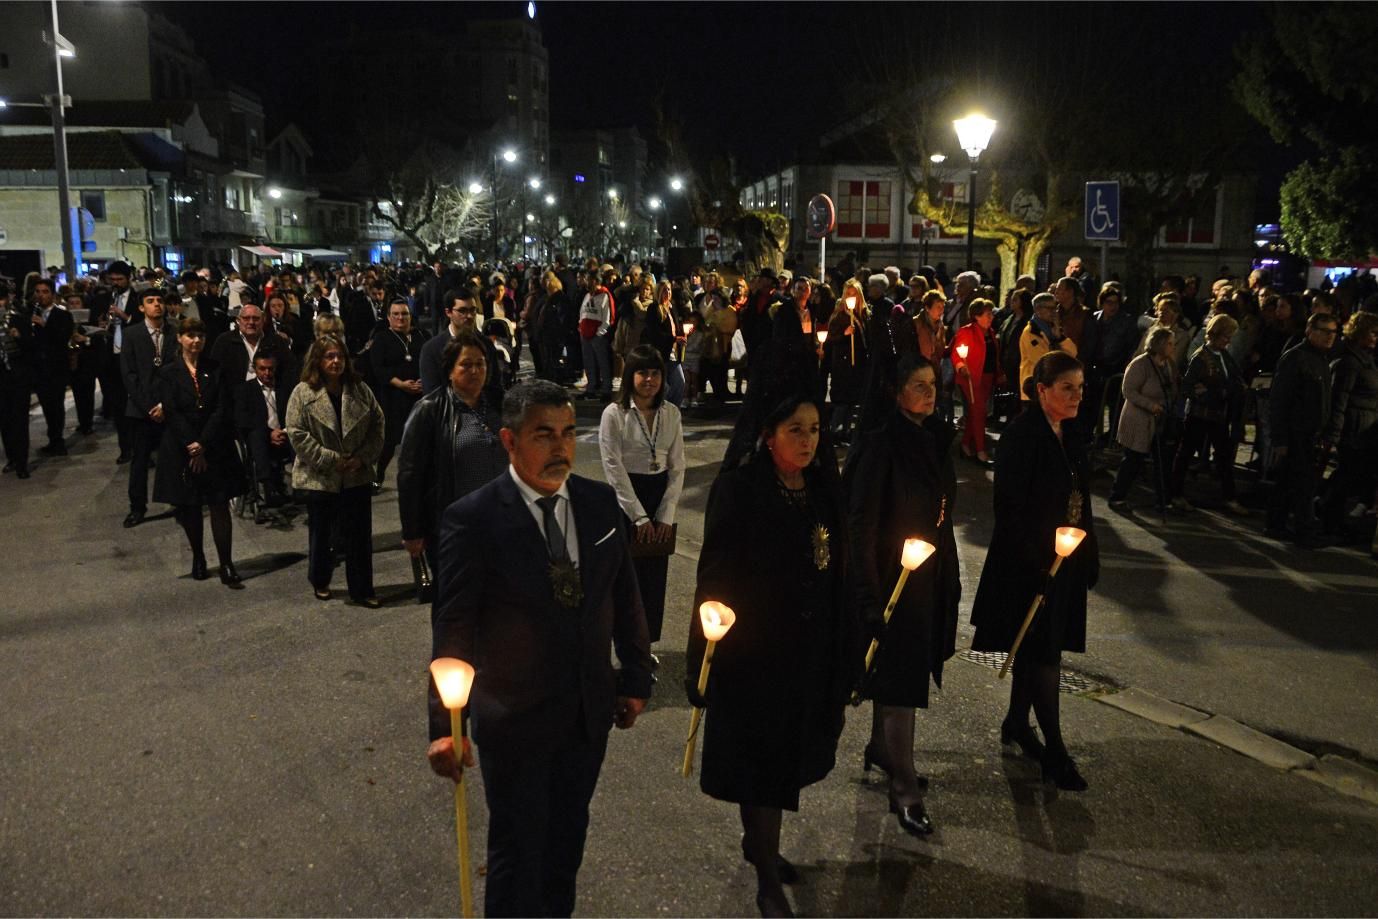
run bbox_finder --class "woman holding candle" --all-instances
[844,353,960,835]
[970,350,1099,791]
[950,297,1002,463]
[687,391,850,918]
[599,345,685,646]
[152,317,245,586]
[824,281,869,445]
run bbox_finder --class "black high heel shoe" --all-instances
[863,745,929,790]
[1000,719,1046,761]
[755,889,795,918]
[219,562,243,588]
[889,796,934,837]
[1041,751,1088,792]
[191,555,209,581]
[741,838,800,885]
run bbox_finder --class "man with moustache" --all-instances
[426,379,653,918]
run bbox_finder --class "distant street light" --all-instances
[268,187,283,199]
[468,181,484,195]
[669,177,684,192]
[501,148,517,164]
[544,193,556,206]
[929,153,946,165]
[648,196,662,210]
[607,187,619,200]
[952,113,997,272]
[528,177,541,190]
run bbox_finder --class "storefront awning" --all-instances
[240,244,283,257]
[287,248,349,259]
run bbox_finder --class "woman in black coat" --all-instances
[369,298,429,489]
[687,393,851,918]
[152,317,245,586]
[970,350,1099,791]
[844,354,959,836]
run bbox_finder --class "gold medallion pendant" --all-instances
[550,559,584,608]
[1067,490,1084,527]
[811,523,831,571]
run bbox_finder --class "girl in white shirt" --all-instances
[598,345,686,644]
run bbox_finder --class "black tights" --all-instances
[869,703,924,805]
[1006,656,1065,760]
[176,502,234,565]
[740,804,788,913]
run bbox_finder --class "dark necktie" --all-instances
[536,495,567,561]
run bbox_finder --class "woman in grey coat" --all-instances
[286,335,386,606]
[1110,328,1177,512]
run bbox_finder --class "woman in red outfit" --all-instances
[950,297,1001,463]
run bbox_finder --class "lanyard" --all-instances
[632,407,660,471]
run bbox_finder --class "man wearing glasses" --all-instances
[1265,312,1339,548]
[419,287,506,407]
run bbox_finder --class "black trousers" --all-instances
[478,728,609,917]
[127,418,163,514]
[36,373,68,446]
[100,351,131,455]
[1171,417,1235,500]
[1111,441,1167,507]
[242,425,293,486]
[305,485,373,598]
[0,374,31,472]
[627,471,669,642]
[71,351,97,431]
[1267,436,1321,537]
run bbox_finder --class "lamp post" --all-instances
[952,114,996,273]
[491,148,517,263]
[30,0,78,283]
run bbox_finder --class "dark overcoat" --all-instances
[368,325,429,449]
[970,408,1099,662]
[152,357,245,506]
[844,411,960,707]
[687,456,852,810]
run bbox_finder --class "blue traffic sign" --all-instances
[1084,181,1120,241]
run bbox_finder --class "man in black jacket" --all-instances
[209,302,293,415]
[1266,312,1339,547]
[29,278,74,455]
[1,285,36,477]
[235,352,294,507]
[120,288,179,527]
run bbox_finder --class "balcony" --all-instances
[200,208,267,238]
[267,225,318,246]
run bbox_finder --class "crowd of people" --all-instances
[2,249,1376,917]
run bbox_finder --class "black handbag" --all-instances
[627,523,677,559]
[411,554,434,604]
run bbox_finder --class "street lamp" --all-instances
[953,113,996,273]
[492,148,518,262]
[468,181,484,195]
[929,153,946,165]
[669,176,684,192]
[28,0,78,283]
[543,193,556,206]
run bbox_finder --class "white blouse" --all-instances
[598,401,686,525]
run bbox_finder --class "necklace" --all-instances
[631,404,660,472]
[390,328,413,361]
[775,473,830,573]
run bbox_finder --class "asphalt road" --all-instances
[2,399,1376,917]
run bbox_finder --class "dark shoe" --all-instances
[77,426,94,435]
[219,563,243,588]
[1000,718,1046,761]
[123,511,145,528]
[115,453,132,465]
[39,442,68,456]
[889,796,935,837]
[191,555,209,580]
[16,468,30,479]
[355,596,382,609]
[314,588,332,601]
[1041,752,1088,791]
[2,462,11,473]
[650,652,661,672]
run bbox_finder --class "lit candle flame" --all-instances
[816,330,829,344]
[429,658,476,710]
[846,296,857,311]
[1054,526,1087,558]
[901,538,936,571]
[955,343,969,360]
[698,601,736,642]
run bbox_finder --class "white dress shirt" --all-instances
[508,465,580,566]
[239,334,262,381]
[260,382,281,430]
[597,401,685,525]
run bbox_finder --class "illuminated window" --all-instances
[836,180,892,239]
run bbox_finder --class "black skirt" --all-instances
[627,471,669,642]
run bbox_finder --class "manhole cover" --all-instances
[956,649,1108,694]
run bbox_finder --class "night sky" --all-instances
[158,1,1266,177]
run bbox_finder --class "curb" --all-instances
[1094,687,1378,808]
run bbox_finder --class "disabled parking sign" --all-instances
[1085,181,1120,241]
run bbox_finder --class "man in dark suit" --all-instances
[29,277,74,456]
[427,379,654,918]
[120,288,179,527]
[235,352,294,507]
[1,284,36,477]
[89,262,137,461]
